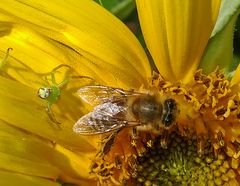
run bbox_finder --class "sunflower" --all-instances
[0,0,240,186]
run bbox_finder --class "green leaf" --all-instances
[110,0,135,20]
[234,15,240,54]
[231,16,240,72]
[93,0,135,20]
[232,53,240,70]
[94,0,119,8]
[199,0,240,74]
[211,0,240,37]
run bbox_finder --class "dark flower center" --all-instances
[132,133,237,186]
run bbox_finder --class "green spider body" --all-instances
[38,85,60,104]
[37,64,92,124]
[37,65,70,124]
[47,85,61,104]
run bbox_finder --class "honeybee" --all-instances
[73,85,178,154]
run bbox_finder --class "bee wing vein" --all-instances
[77,85,143,106]
[73,102,127,134]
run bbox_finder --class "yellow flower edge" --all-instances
[136,0,221,83]
[0,0,151,89]
[0,170,61,186]
[0,120,97,185]
[0,0,240,185]
[0,0,153,184]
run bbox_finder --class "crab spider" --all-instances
[38,64,92,124]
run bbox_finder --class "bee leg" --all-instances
[160,129,169,149]
[114,155,122,169]
[146,133,154,148]
[130,127,138,147]
[97,130,121,157]
[46,102,61,125]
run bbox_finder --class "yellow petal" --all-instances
[231,64,240,85]
[0,133,95,184]
[0,76,97,150]
[136,0,221,83]
[54,144,95,182]
[0,25,111,89]
[0,170,61,186]
[0,0,151,89]
[0,151,60,179]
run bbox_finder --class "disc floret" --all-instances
[90,69,240,185]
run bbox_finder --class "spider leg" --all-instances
[51,64,71,72]
[46,102,61,125]
[57,75,93,88]
[0,48,12,69]
[44,64,71,85]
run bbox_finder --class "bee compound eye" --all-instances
[163,113,174,126]
[165,99,176,109]
[38,87,51,99]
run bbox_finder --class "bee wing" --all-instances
[73,102,139,135]
[77,85,142,106]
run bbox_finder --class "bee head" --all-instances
[162,98,177,127]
